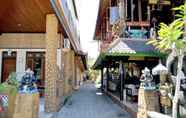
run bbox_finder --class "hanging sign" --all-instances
[149,0,171,5]
[126,21,150,27]
[149,0,158,4]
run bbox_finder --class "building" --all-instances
[93,0,185,117]
[0,0,87,113]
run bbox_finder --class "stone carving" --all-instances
[18,68,38,94]
[140,67,155,90]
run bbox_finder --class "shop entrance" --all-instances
[1,52,16,83]
[26,52,45,97]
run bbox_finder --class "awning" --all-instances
[92,38,166,69]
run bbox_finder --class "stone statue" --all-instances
[18,68,38,94]
[140,67,155,90]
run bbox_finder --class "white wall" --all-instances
[0,51,2,82]
[16,50,26,81]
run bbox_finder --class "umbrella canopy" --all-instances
[152,60,168,75]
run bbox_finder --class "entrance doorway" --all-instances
[26,52,45,97]
[2,52,16,83]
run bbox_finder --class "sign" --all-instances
[126,21,150,27]
[149,0,157,4]
[149,0,171,5]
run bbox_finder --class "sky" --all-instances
[75,0,100,59]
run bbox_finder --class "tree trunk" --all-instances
[172,51,184,118]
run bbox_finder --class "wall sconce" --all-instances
[7,49,12,56]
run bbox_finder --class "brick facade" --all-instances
[45,14,58,112]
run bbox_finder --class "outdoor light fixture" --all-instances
[7,49,12,56]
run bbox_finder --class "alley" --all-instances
[56,82,131,118]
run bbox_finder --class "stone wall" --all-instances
[0,33,61,49]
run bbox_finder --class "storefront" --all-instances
[0,49,62,97]
[93,38,166,116]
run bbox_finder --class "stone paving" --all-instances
[55,82,131,118]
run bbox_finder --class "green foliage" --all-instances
[0,72,18,96]
[5,72,19,88]
[173,3,186,20]
[147,3,186,52]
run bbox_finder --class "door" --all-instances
[26,52,45,97]
[2,52,16,83]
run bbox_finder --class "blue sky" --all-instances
[75,0,100,59]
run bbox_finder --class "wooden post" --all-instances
[119,61,124,101]
[45,14,58,112]
[147,6,151,21]
[106,68,109,91]
[125,0,128,19]
[138,0,142,21]
[119,0,125,19]
[101,68,104,92]
[131,0,134,21]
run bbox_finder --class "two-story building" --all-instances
[0,0,87,113]
[93,0,184,117]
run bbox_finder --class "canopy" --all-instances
[152,60,168,75]
[92,38,166,69]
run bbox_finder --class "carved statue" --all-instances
[140,67,155,90]
[18,68,38,94]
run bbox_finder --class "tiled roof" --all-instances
[92,38,166,69]
[107,38,158,55]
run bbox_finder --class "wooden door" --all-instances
[2,58,16,82]
[26,52,45,97]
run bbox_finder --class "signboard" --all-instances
[126,21,150,27]
[149,0,158,4]
[149,0,171,5]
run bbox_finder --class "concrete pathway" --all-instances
[55,82,131,118]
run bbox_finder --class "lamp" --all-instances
[7,49,12,56]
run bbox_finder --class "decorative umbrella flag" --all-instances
[152,60,168,75]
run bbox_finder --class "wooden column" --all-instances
[45,14,58,112]
[101,68,104,92]
[131,0,134,21]
[106,68,109,91]
[119,0,125,19]
[147,6,151,21]
[138,0,142,21]
[119,61,124,101]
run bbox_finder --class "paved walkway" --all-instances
[55,82,131,118]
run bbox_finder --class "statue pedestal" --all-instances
[137,88,159,118]
[13,92,39,118]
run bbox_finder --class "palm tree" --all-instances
[148,3,186,118]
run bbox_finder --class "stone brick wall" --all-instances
[45,14,58,112]
[0,33,61,49]
[137,88,160,118]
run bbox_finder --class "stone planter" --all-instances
[12,92,39,118]
[137,88,159,118]
[0,85,17,118]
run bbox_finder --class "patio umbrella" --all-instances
[152,60,168,75]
